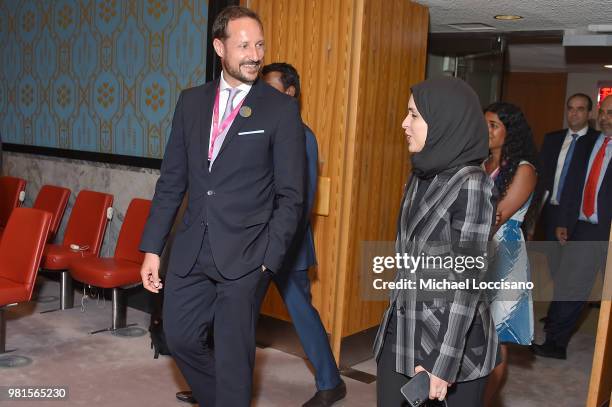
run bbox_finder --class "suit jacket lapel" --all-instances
[198,78,219,172]
[404,175,445,241]
[200,79,219,171]
[215,79,264,162]
[404,167,481,243]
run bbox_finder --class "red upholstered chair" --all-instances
[0,208,52,366]
[41,190,113,311]
[32,185,71,243]
[0,176,26,239]
[70,198,151,334]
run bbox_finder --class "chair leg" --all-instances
[112,288,127,330]
[59,271,74,310]
[89,288,141,336]
[0,307,31,368]
[0,308,5,354]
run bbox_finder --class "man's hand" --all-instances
[555,227,568,245]
[414,365,451,402]
[141,253,162,293]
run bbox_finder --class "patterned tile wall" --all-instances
[0,0,208,158]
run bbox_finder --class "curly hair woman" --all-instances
[482,102,538,406]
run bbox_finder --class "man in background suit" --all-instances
[529,94,598,276]
[262,62,346,407]
[139,6,306,406]
[533,95,612,359]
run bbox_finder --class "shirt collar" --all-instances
[567,126,589,137]
[220,71,252,94]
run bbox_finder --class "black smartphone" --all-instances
[400,371,430,407]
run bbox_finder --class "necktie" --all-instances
[555,134,579,203]
[209,88,240,163]
[222,87,240,123]
[582,137,611,218]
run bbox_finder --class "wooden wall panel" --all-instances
[586,231,612,407]
[243,1,430,349]
[245,0,357,332]
[503,72,567,148]
[340,0,429,337]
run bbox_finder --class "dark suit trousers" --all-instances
[163,230,272,407]
[542,204,563,278]
[273,269,341,391]
[376,312,489,407]
[545,221,608,348]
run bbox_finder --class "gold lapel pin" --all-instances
[239,106,252,118]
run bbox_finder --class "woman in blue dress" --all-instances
[481,102,538,406]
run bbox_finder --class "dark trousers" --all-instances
[542,204,563,278]
[377,314,489,407]
[163,231,272,407]
[273,269,341,390]
[545,221,608,348]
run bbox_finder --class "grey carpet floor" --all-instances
[0,278,599,406]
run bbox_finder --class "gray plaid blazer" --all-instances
[373,165,499,383]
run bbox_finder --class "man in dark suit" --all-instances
[262,63,346,407]
[530,94,598,276]
[139,6,306,406]
[533,95,612,359]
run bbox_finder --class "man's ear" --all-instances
[212,38,225,59]
[285,85,296,97]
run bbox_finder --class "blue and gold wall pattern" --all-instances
[0,0,208,158]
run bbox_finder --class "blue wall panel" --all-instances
[0,0,208,158]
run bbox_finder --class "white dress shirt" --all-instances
[550,126,588,205]
[207,72,252,154]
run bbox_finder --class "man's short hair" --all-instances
[262,62,301,99]
[567,93,593,111]
[212,6,263,41]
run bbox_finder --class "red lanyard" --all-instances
[209,87,244,160]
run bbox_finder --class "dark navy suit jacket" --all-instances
[140,78,306,278]
[534,127,599,240]
[284,125,318,271]
[538,127,599,207]
[558,131,612,240]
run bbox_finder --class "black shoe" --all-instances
[302,380,347,407]
[531,342,567,360]
[176,391,197,404]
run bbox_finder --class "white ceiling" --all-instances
[416,0,612,73]
[415,0,612,33]
[507,43,611,73]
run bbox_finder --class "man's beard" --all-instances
[222,59,261,85]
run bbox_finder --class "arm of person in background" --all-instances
[522,186,544,241]
[555,161,577,245]
[304,127,319,218]
[493,163,537,234]
[263,99,306,272]
[139,93,189,292]
[555,136,595,244]
[524,135,555,240]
